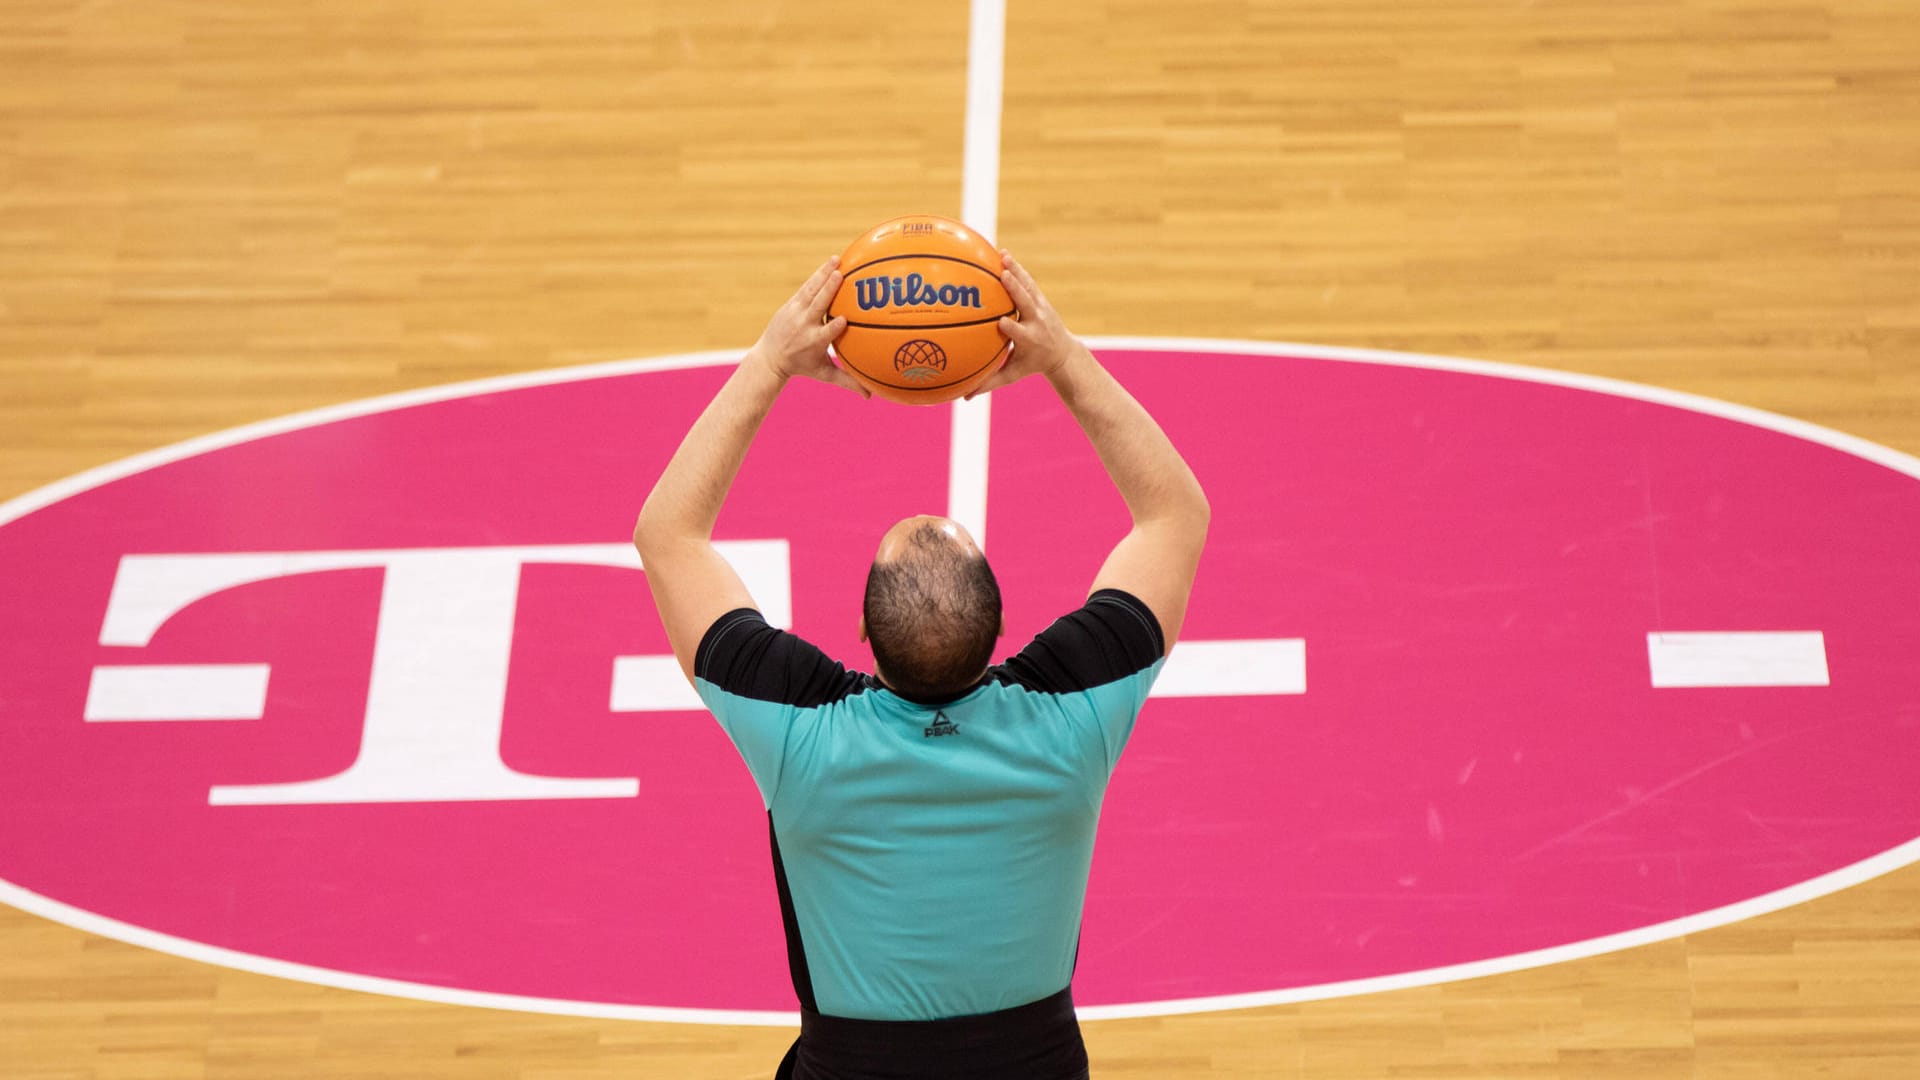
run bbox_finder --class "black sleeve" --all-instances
[694,608,867,708]
[995,589,1166,694]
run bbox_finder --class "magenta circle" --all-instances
[1,342,1916,1018]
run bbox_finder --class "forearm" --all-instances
[635,352,787,547]
[1047,342,1208,528]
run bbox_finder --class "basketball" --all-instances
[828,214,1015,405]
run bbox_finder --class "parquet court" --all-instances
[3,2,1918,1077]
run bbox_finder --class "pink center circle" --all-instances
[1,343,1916,1017]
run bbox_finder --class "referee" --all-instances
[634,251,1208,1080]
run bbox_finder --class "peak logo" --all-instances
[2,341,1919,1026]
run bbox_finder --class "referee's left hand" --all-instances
[966,251,1081,400]
[748,257,869,398]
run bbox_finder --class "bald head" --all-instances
[862,516,1002,701]
[874,515,982,563]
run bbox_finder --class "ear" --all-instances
[998,614,1006,637]
[857,615,869,643]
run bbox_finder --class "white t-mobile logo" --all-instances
[86,543,790,806]
[84,540,1318,807]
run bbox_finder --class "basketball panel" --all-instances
[829,256,1012,329]
[840,213,999,273]
[834,322,1011,405]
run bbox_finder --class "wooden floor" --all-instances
[3,0,1918,1076]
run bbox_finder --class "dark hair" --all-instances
[863,522,1002,700]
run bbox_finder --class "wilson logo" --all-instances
[853,273,982,311]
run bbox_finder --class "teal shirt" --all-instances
[694,590,1165,1021]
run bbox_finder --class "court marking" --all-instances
[610,656,704,713]
[6,0,1911,1032]
[85,664,272,722]
[5,336,1920,1023]
[1149,639,1307,698]
[1648,631,1830,688]
[944,0,1004,549]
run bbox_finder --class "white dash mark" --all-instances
[85,664,271,721]
[609,656,704,713]
[1647,631,1829,688]
[1151,639,1306,698]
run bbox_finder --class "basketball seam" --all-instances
[834,338,1013,392]
[841,252,1001,278]
[841,308,1018,332]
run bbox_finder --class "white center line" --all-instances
[944,5,1309,705]
[961,0,1005,243]
[947,0,1006,548]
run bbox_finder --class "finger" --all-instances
[837,367,873,399]
[964,340,1025,399]
[820,354,872,398]
[1005,254,1046,308]
[804,257,840,306]
[792,256,838,306]
[812,314,848,344]
[999,268,1037,316]
[998,314,1037,344]
[963,363,1019,401]
[807,271,843,321]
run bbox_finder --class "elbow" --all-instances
[632,505,663,556]
[1186,479,1212,533]
[1140,487,1210,547]
[1182,486,1211,553]
[634,492,708,556]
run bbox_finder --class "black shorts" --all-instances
[774,986,1090,1080]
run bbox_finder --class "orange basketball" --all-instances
[828,214,1015,405]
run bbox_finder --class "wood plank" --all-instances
[3,0,1916,1075]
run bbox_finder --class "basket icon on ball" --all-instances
[894,339,949,381]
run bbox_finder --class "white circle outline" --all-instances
[2,337,1917,1026]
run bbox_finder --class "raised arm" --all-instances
[969,253,1209,649]
[633,257,868,681]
